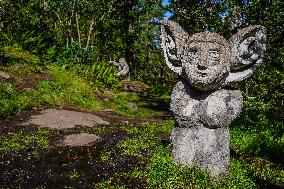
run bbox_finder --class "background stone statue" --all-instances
[109,58,130,77]
[160,20,267,179]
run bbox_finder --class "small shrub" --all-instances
[71,62,120,90]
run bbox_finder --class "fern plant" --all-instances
[69,61,120,90]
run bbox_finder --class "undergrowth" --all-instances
[32,66,102,109]
[0,128,50,154]
[108,92,160,117]
[0,45,41,65]
[96,120,284,189]
[0,64,165,118]
[0,66,102,117]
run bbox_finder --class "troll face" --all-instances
[182,32,230,91]
[161,20,267,91]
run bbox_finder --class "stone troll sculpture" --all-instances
[160,20,266,178]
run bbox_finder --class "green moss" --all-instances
[0,128,50,154]
[0,45,41,65]
[100,151,111,162]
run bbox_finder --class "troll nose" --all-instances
[197,64,207,70]
[197,55,208,70]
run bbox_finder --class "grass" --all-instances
[117,121,174,158]
[100,151,111,162]
[0,45,41,65]
[0,65,102,117]
[94,120,284,188]
[32,66,102,110]
[0,63,165,118]
[230,123,284,187]
[106,92,162,117]
[0,128,50,154]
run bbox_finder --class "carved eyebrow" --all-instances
[188,47,200,51]
[209,49,220,52]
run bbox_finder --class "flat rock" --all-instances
[21,109,109,129]
[62,133,100,146]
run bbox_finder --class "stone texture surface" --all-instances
[171,126,229,179]
[21,109,109,129]
[160,20,266,178]
[161,20,267,91]
[61,133,100,146]
[225,25,267,85]
[170,80,243,129]
[109,58,129,77]
[182,32,230,91]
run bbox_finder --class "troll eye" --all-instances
[209,50,220,61]
[188,48,200,62]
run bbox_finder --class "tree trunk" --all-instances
[86,18,94,50]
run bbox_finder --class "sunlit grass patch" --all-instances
[231,126,284,157]
[0,128,50,154]
[115,120,283,188]
[100,151,111,162]
[0,66,103,117]
[146,146,215,189]
[0,83,34,117]
[33,66,102,110]
[0,45,41,65]
[117,137,154,158]
[117,121,174,158]
[146,147,266,189]
[106,92,162,117]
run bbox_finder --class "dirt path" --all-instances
[0,107,171,146]
[0,107,172,188]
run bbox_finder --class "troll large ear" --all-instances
[161,20,189,75]
[225,25,267,84]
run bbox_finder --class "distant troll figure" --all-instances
[160,20,266,178]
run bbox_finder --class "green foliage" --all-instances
[100,151,111,162]
[107,92,159,117]
[0,128,50,154]
[97,119,280,188]
[0,66,102,117]
[56,42,96,65]
[147,147,217,189]
[0,1,283,187]
[117,137,153,158]
[168,0,226,35]
[0,83,28,117]
[69,169,81,180]
[118,121,174,158]
[0,0,171,95]
[0,45,41,65]
[32,67,102,110]
[69,62,120,90]
[231,120,284,157]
